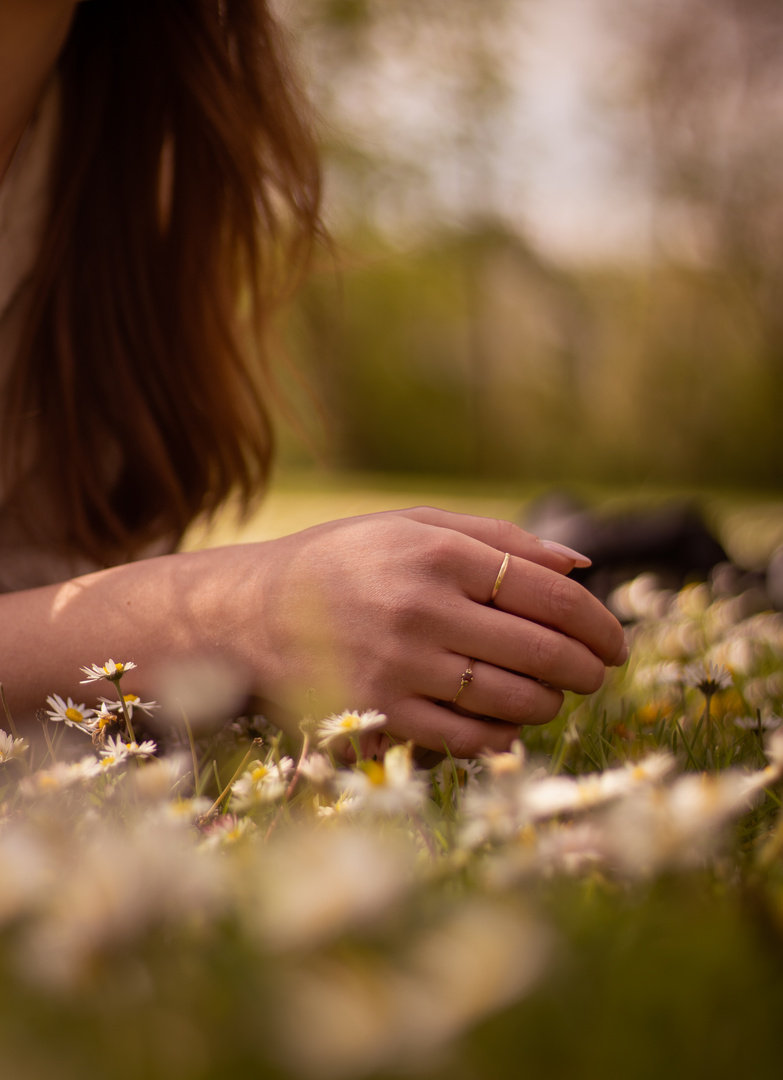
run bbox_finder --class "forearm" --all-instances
[0,507,627,759]
[0,547,252,727]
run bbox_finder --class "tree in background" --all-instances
[278,0,783,489]
[615,0,783,478]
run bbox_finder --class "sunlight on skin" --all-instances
[50,579,86,620]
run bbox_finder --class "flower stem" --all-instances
[0,683,20,739]
[265,732,311,843]
[179,703,200,794]
[206,745,256,818]
[40,719,58,765]
[115,686,136,743]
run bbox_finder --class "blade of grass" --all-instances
[675,718,701,772]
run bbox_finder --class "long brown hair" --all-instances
[4,0,322,562]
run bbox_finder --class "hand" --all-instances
[220,507,627,759]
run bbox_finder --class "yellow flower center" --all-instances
[251,765,269,782]
[340,714,360,730]
[124,694,139,704]
[65,707,83,723]
[361,760,386,786]
[101,756,116,767]
[518,824,537,848]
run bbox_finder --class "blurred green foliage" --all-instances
[284,228,783,488]
[276,0,783,491]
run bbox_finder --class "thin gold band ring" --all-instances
[490,552,511,604]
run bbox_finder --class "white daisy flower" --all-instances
[0,729,28,763]
[79,659,137,684]
[87,702,119,734]
[100,734,156,762]
[201,815,256,848]
[733,713,783,732]
[44,694,95,730]
[98,736,131,770]
[481,740,526,778]
[317,709,387,746]
[20,755,102,795]
[682,660,733,695]
[340,744,428,815]
[98,693,159,718]
[316,792,361,818]
[231,754,295,809]
[299,752,337,792]
[124,739,157,758]
[522,752,675,822]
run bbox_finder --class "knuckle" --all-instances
[499,679,536,721]
[524,686,564,725]
[528,630,560,676]
[447,728,481,761]
[382,585,430,634]
[544,575,580,622]
[493,517,519,549]
[417,529,461,575]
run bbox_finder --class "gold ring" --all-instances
[490,552,511,603]
[452,662,475,703]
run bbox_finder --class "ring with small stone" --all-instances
[453,662,475,703]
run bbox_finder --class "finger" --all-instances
[383,696,522,758]
[444,602,607,695]
[395,506,591,575]
[447,548,626,666]
[361,732,443,770]
[426,655,565,726]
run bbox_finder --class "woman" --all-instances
[0,0,626,757]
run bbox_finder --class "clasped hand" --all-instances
[224,506,627,759]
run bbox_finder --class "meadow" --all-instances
[1,478,782,1080]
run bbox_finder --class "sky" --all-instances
[289,0,654,264]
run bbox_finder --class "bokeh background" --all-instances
[196,0,783,562]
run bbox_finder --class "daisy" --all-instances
[20,755,102,795]
[98,737,131,770]
[340,744,428,815]
[682,660,733,695]
[481,740,525,779]
[231,754,295,809]
[299,752,337,793]
[88,702,119,735]
[122,738,158,759]
[201,815,256,848]
[101,734,156,762]
[44,694,95,730]
[98,693,159,719]
[317,709,387,746]
[79,659,137,684]
[0,729,28,763]
[733,713,783,732]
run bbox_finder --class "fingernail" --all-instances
[538,539,592,568]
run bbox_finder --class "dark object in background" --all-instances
[520,493,774,611]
